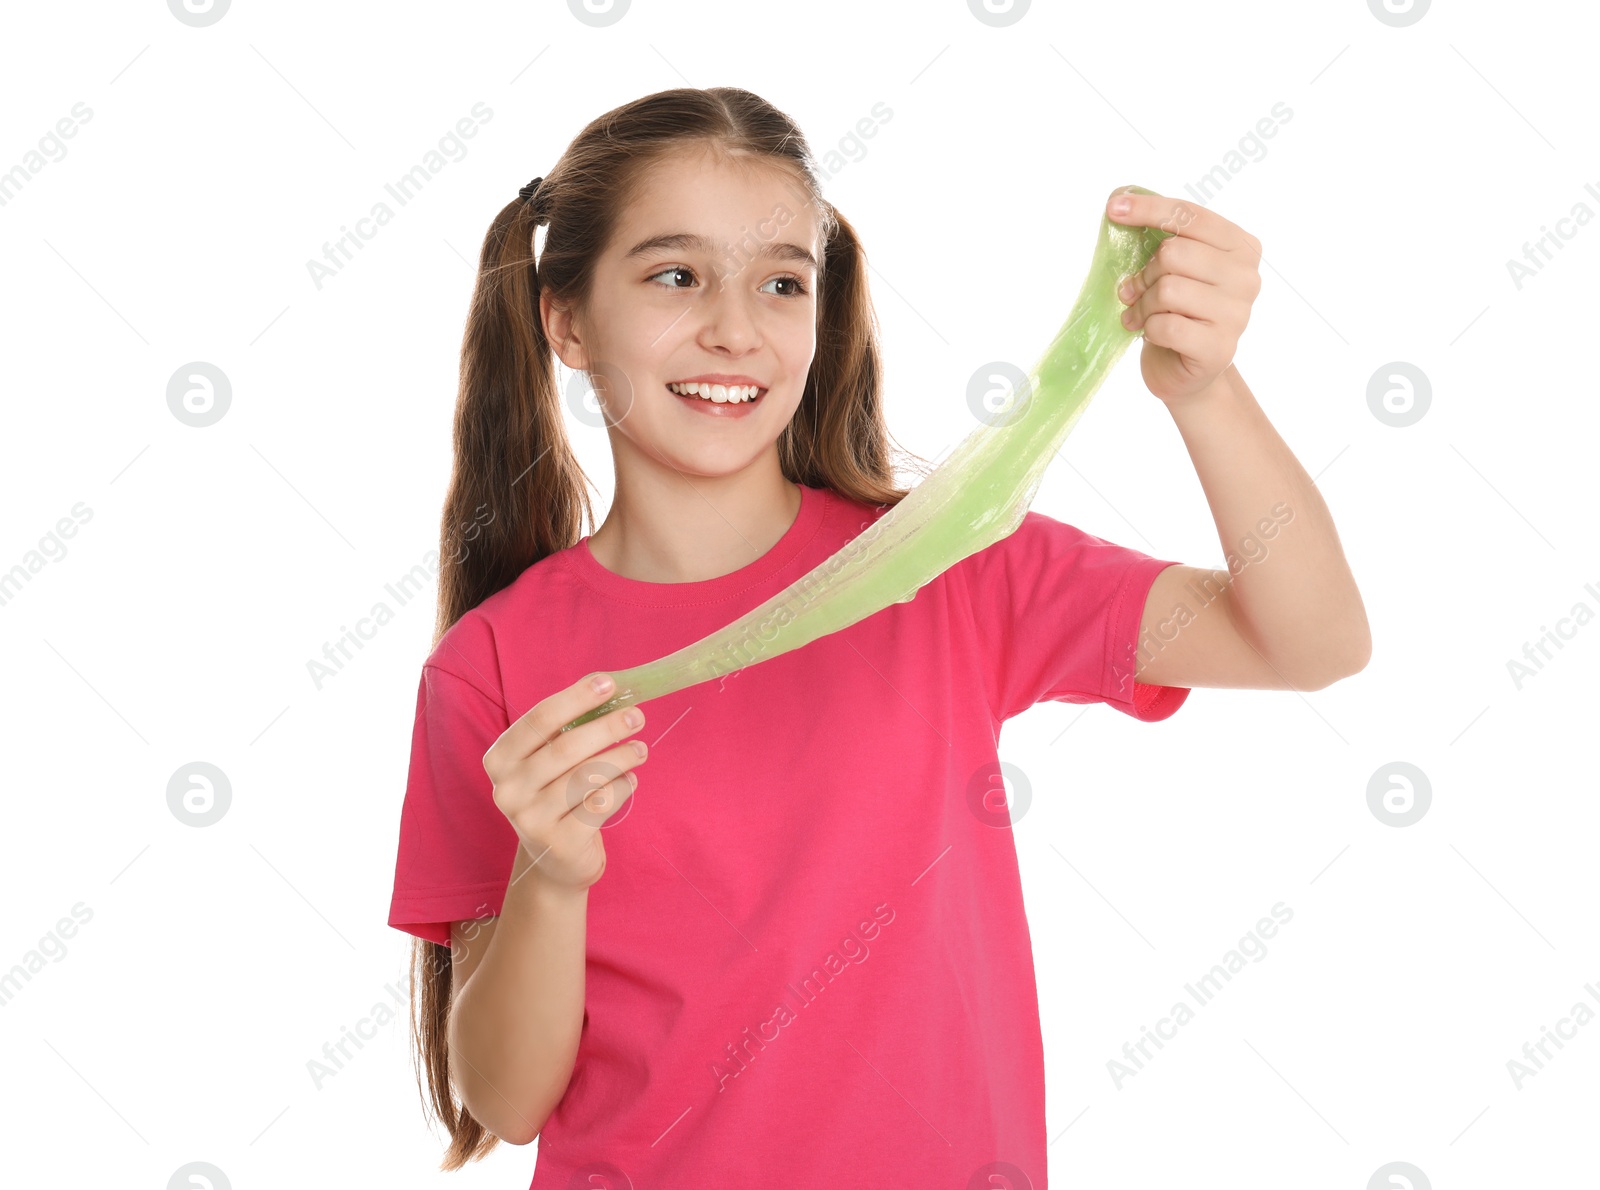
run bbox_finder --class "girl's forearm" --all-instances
[448,851,589,1145]
[1165,364,1371,687]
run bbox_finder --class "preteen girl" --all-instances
[387,86,1369,1187]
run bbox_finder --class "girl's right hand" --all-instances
[482,673,646,893]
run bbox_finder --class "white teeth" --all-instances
[668,382,763,403]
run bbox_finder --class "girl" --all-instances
[387,87,1369,1186]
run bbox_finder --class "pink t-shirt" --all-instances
[388,482,1190,1188]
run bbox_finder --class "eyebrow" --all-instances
[622,232,818,273]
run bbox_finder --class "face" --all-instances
[543,147,822,480]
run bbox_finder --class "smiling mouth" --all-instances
[665,381,766,405]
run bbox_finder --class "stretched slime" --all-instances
[560,185,1172,733]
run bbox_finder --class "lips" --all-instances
[667,383,766,418]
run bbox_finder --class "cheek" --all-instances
[584,360,645,421]
[770,389,806,426]
[775,330,816,393]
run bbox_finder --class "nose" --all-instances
[697,267,762,354]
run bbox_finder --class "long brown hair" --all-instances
[406,85,932,1168]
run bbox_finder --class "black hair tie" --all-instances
[519,175,544,202]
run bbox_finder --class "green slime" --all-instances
[561,185,1171,733]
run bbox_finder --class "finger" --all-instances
[489,700,645,833]
[529,700,646,791]
[1106,188,1254,253]
[1141,311,1218,363]
[1119,236,1230,305]
[556,739,645,828]
[488,672,628,774]
[1122,273,1216,331]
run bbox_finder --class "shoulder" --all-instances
[815,484,892,539]
[425,607,501,695]
[423,547,584,692]
[950,508,1103,580]
[812,488,1112,595]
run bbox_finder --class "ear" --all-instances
[540,290,589,372]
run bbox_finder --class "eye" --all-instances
[646,266,696,290]
[761,275,809,298]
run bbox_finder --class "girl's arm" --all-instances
[1137,364,1371,692]
[447,673,647,1144]
[1105,191,1370,692]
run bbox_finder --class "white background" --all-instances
[1,0,1595,1186]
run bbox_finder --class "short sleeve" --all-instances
[954,509,1191,724]
[387,654,518,947]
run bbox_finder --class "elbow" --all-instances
[1350,634,1373,677]
[1338,622,1374,681]
[474,1095,542,1147]
[509,1103,561,1147]
[1299,631,1372,691]
[459,1085,549,1148]
[1304,599,1373,689]
[1340,602,1374,677]
[447,1019,557,1149]
[501,1122,543,1148]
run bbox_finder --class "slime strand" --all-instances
[561,185,1171,733]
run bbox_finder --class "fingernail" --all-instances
[624,709,642,728]
[591,673,614,694]
[1110,196,1132,216]
[1118,278,1135,302]
[631,740,647,758]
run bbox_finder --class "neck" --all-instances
[586,456,803,584]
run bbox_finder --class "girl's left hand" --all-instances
[1107,188,1263,405]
